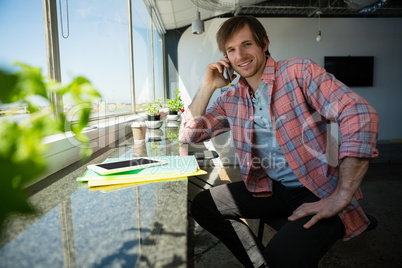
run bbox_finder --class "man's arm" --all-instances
[287,60,378,229]
[288,157,369,228]
[184,57,233,120]
[179,57,235,144]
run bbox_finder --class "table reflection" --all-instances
[0,125,187,267]
[126,125,182,159]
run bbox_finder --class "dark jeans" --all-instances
[190,180,345,268]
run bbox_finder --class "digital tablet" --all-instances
[87,157,168,175]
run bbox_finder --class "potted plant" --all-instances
[145,98,163,129]
[146,98,162,121]
[166,89,184,116]
[166,89,184,125]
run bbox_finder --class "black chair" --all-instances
[257,213,378,243]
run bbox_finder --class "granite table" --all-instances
[0,126,188,267]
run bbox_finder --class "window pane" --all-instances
[153,24,164,102]
[58,0,131,117]
[132,1,153,113]
[0,0,47,121]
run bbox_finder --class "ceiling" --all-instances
[152,0,402,31]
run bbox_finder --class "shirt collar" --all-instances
[238,56,276,88]
[263,56,276,83]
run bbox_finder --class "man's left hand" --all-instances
[288,157,369,229]
[287,193,350,229]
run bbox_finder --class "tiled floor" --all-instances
[187,163,402,267]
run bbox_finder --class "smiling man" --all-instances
[180,16,379,268]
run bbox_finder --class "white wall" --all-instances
[178,17,402,163]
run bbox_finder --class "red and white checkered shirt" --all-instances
[180,57,379,240]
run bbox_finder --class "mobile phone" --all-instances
[224,65,234,80]
[87,157,168,175]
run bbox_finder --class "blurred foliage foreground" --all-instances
[0,63,101,231]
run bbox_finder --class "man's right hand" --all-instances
[185,57,236,120]
[202,57,235,91]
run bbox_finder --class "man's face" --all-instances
[224,25,268,81]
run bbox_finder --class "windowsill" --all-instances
[26,111,152,188]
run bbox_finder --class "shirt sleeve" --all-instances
[301,59,379,159]
[179,94,231,144]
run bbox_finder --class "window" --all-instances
[132,1,153,113]
[0,0,48,121]
[153,24,164,102]
[132,0,165,113]
[0,0,168,181]
[57,0,132,118]
[1,0,166,121]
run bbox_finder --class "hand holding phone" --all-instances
[224,65,234,81]
[222,54,235,82]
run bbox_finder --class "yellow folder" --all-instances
[89,177,189,193]
[77,156,208,188]
[87,169,207,187]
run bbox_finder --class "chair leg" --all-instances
[257,219,265,243]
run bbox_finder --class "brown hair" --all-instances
[216,16,270,56]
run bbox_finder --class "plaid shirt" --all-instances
[180,57,379,240]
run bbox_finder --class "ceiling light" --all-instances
[316,30,322,42]
[316,11,322,42]
[192,10,204,35]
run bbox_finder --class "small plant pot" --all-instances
[167,110,180,121]
[167,120,180,128]
[145,120,163,129]
[147,114,160,121]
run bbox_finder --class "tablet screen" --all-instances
[96,158,160,170]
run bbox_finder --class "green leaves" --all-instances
[147,98,163,116]
[0,70,18,103]
[15,63,47,100]
[166,89,184,112]
[60,76,100,151]
[0,63,48,104]
[0,63,101,230]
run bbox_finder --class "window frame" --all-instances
[43,0,167,121]
[26,0,167,183]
